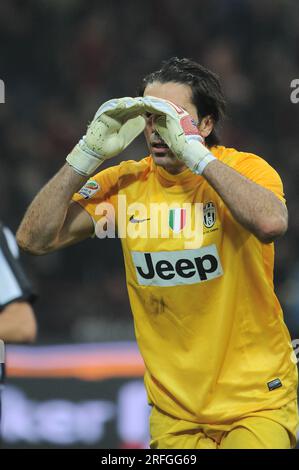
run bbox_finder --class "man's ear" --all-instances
[198,115,214,138]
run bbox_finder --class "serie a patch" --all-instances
[267,378,282,391]
[78,180,100,199]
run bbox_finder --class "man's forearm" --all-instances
[202,159,288,243]
[17,163,87,254]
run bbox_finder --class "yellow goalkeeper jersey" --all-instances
[73,146,298,424]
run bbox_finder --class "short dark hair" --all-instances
[137,57,226,147]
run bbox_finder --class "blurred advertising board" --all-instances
[1,342,150,449]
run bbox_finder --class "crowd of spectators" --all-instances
[0,0,298,342]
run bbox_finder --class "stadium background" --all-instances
[0,0,298,448]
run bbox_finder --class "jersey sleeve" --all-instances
[72,164,121,231]
[231,152,286,204]
[0,223,37,311]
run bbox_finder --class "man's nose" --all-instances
[147,115,162,136]
[147,114,155,130]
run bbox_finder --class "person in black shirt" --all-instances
[0,221,37,425]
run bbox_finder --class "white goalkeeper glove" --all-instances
[67,97,146,176]
[142,96,216,175]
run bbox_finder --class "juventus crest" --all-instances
[203,202,216,228]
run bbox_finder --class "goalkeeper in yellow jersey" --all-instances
[17,57,298,449]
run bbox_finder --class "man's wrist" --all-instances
[193,152,216,175]
[62,162,89,186]
[200,156,219,177]
[66,139,104,177]
[182,140,216,175]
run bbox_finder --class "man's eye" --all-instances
[145,112,153,119]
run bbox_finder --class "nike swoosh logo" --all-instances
[129,215,150,224]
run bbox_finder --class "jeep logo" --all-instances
[131,245,223,286]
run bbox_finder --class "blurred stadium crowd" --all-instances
[0,0,298,343]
